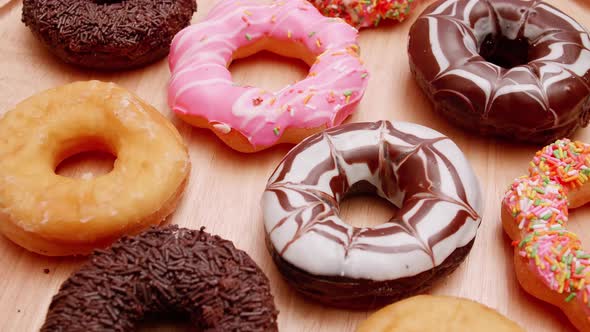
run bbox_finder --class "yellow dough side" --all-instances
[0,81,191,256]
[356,295,524,332]
[177,113,325,153]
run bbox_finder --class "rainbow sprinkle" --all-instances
[311,0,414,29]
[503,139,590,311]
[530,139,590,190]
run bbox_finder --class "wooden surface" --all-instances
[2,0,590,331]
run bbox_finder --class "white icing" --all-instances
[427,17,450,73]
[262,121,483,281]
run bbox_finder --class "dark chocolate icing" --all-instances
[408,0,590,143]
[262,121,482,307]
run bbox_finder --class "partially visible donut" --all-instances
[0,81,190,256]
[310,0,414,29]
[262,120,483,308]
[356,295,525,332]
[408,0,590,143]
[502,139,590,331]
[42,225,279,331]
[22,0,197,70]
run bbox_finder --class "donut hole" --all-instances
[137,312,192,331]
[54,138,117,179]
[229,38,311,92]
[339,181,400,228]
[479,34,530,69]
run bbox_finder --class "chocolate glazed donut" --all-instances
[22,0,197,70]
[42,225,278,331]
[408,0,590,144]
[262,121,483,308]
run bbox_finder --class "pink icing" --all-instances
[168,0,369,150]
[503,139,590,319]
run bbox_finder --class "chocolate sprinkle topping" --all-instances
[22,0,197,70]
[42,225,278,331]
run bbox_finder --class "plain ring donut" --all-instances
[262,120,483,308]
[408,0,590,144]
[0,81,190,256]
[356,295,525,332]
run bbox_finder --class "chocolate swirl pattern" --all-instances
[408,0,590,143]
[262,121,483,282]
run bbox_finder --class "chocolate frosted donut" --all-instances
[42,225,278,331]
[22,0,197,70]
[262,121,483,308]
[408,0,590,143]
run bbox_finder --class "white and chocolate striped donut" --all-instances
[408,0,590,144]
[262,120,483,307]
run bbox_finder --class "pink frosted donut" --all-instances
[502,139,590,331]
[168,0,369,153]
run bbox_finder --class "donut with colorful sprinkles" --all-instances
[502,139,590,331]
[310,0,414,29]
[168,0,369,153]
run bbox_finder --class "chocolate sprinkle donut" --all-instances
[42,225,278,331]
[22,0,197,70]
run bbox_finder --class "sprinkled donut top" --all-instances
[310,0,414,28]
[22,0,197,53]
[42,226,278,331]
[503,139,590,311]
[529,140,590,190]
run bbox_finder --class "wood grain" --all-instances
[1,0,590,331]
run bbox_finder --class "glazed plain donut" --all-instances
[408,0,590,144]
[310,0,414,29]
[42,225,279,331]
[356,295,524,332]
[168,0,369,153]
[502,139,590,331]
[0,81,190,256]
[262,120,483,308]
[22,0,196,70]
